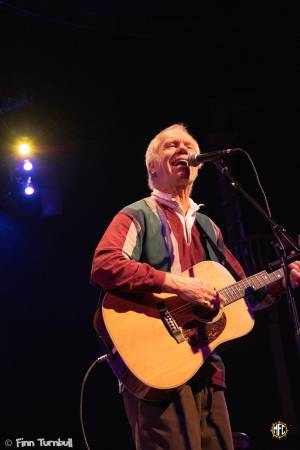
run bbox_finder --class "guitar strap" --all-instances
[195,219,242,281]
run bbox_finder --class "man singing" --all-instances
[91,124,300,450]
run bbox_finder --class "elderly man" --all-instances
[91,124,300,450]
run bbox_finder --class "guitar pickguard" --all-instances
[182,314,227,347]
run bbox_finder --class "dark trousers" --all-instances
[122,384,234,450]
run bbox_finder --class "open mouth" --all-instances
[172,159,189,167]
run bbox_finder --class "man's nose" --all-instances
[178,142,189,153]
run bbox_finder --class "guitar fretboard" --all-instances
[219,268,283,305]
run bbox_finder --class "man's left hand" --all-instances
[285,260,300,289]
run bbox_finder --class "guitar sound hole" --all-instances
[193,304,220,322]
[182,314,226,348]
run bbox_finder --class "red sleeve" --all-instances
[91,212,166,293]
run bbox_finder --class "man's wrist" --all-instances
[163,273,182,294]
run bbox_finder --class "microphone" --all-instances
[188,148,242,166]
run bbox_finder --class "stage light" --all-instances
[24,185,35,195]
[23,159,33,171]
[24,177,35,196]
[18,143,31,156]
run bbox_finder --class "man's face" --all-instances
[150,128,200,193]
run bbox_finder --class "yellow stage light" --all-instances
[18,142,31,156]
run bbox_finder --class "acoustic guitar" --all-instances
[97,260,283,393]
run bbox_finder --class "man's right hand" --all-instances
[163,273,225,311]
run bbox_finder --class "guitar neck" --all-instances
[220,268,283,305]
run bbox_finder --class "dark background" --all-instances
[0,2,299,450]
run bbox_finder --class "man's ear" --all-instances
[149,161,156,175]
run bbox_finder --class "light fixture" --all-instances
[23,159,33,171]
[18,142,31,156]
[24,177,35,196]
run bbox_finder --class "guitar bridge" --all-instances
[157,302,185,344]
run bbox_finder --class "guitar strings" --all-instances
[166,289,228,316]
[168,298,227,318]
[167,281,251,317]
[161,268,279,318]
[167,290,247,319]
[154,269,280,322]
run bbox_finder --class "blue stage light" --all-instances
[24,185,35,195]
[24,177,35,196]
[23,160,33,171]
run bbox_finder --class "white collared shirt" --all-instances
[151,189,204,245]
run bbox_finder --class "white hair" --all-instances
[145,123,200,190]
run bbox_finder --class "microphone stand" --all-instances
[213,159,300,359]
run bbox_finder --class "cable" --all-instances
[80,354,109,450]
[241,149,272,218]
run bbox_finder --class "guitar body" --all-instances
[99,261,255,392]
